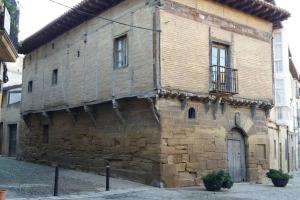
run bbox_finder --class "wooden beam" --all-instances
[112,99,125,125]
[84,105,97,128]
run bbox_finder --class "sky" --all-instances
[18,0,300,68]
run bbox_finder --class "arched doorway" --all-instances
[227,128,246,182]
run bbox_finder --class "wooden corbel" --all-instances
[22,114,31,127]
[147,97,160,124]
[84,105,97,128]
[42,111,52,125]
[65,108,77,125]
[112,99,125,125]
[250,103,257,119]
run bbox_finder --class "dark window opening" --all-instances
[43,125,49,144]
[188,107,196,119]
[114,35,128,69]
[52,69,58,85]
[28,81,33,93]
[52,43,55,49]
[77,50,80,57]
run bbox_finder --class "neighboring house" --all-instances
[269,27,299,173]
[0,84,22,157]
[288,50,300,172]
[0,0,19,156]
[0,55,23,157]
[19,0,289,187]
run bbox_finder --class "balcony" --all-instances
[0,2,18,62]
[209,65,238,94]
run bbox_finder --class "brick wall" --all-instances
[160,0,273,101]
[21,0,156,113]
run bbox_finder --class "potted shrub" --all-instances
[0,189,7,200]
[202,170,233,191]
[266,169,292,187]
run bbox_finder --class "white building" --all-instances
[269,28,299,172]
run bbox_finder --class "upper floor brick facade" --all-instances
[20,0,289,114]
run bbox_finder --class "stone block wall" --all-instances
[157,98,270,187]
[19,99,161,185]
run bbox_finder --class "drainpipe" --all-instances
[287,127,290,172]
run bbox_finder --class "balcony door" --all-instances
[211,43,231,92]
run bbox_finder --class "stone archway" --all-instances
[227,128,246,182]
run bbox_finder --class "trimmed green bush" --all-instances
[266,169,292,187]
[202,170,233,191]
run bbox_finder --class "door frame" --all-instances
[226,127,247,182]
[8,123,18,157]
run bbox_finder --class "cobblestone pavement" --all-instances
[1,157,300,200]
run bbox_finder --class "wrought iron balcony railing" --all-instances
[209,65,238,94]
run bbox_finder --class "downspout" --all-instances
[287,127,290,172]
[153,2,161,93]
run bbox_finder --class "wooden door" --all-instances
[8,124,17,157]
[227,130,246,182]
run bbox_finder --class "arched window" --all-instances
[188,107,196,119]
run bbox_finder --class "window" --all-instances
[52,69,58,85]
[211,44,229,83]
[274,32,282,43]
[275,79,284,105]
[28,81,33,93]
[275,61,283,73]
[8,90,21,105]
[274,140,277,159]
[277,107,283,121]
[188,107,196,119]
[43,125,49,144]
[211,43,228,67]
[114,35,128,69]
[285,139,288,160]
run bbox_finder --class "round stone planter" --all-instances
[271,178,289,187]
[0,190,7,200]
[203,180,222,191]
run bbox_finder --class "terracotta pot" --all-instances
[0,190,6,200]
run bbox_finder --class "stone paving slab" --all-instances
[1,156,300,200]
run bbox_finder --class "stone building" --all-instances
[19,0,289,187]
[0,55,23,157]
[0,0,19,155]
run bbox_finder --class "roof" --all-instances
[3,84,22,91]
[19,0,290,54]
[289,49,299,81]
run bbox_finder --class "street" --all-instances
[0,157,299,200]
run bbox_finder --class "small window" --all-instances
[8,90,21,105]
[51,43,55,49]
[43,125,49,144]
[28,81,33,93]
[114,35,128,69]
[188,107,196,119]
[77,50,80,58]
[52,69,58,85]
